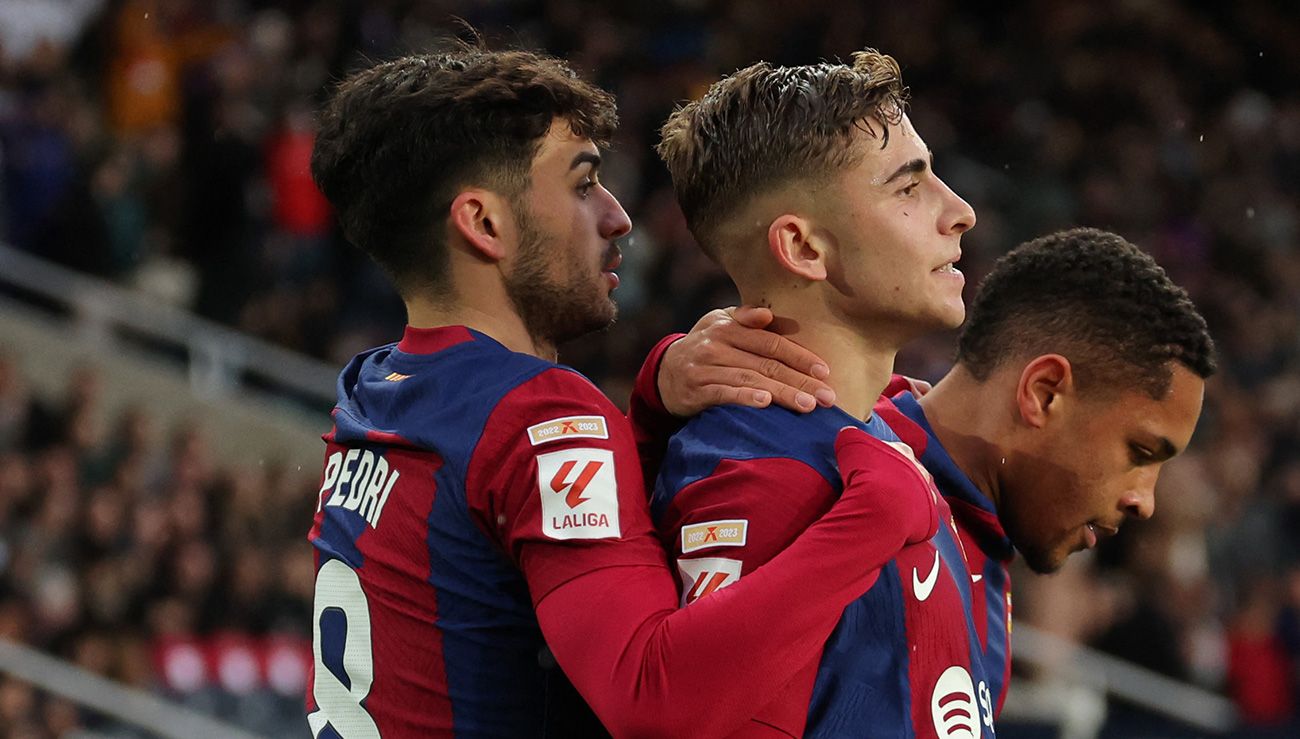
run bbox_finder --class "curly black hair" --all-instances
[956,228,1216,398]
[311,46,617,298]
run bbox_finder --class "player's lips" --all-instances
[932,252,963,278]
[1083,521,1120,548]
[602,247,622,289]
[602,246,622,273]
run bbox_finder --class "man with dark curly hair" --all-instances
[869,227,1213,731]
[304,45,940,738]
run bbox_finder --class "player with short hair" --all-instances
[305,46,939,738]
[653,49,983,737]
[873,227,1214,726]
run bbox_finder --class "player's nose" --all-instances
[937,177,976,236]
[1121,475,1157,520]
[600,186,632,241]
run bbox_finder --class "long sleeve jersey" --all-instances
[305,325,937,738]
[883,390,1015,720]
[652,396,999,738]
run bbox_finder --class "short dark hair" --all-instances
[656,49,908,260]
[311,47,617,297]
[957,228,1216,398]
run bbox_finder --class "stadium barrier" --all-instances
[0,637,268,739]
[0,242,337,409]
[1010,621,1238,734]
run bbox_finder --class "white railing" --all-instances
[0,638,267,739]
[0,242,338,408]
[1009,624,1238,735]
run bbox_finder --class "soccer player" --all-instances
[304,47,940,738]
[873,227,1214,727]
[653,49,985,736]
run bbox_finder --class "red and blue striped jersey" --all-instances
[306,325,661,737]
[653,400,998,738]
[883,391,1015,720]
[305,327,950,738]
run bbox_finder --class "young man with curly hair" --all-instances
[870,228,1213,733]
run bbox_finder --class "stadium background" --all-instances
[1,0,1298,736]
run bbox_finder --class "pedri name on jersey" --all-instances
[316,447,400,529]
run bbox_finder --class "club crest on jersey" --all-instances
[527,415,609,446]
[536,448,619,540]
[676,557,742,607]
[681,519,748,554]
[931,665,982,739]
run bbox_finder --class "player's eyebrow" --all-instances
[882,150,934,185]
[570,151,602,171]
[1138,436,1179,462]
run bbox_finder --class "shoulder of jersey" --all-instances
[665,404,844,482]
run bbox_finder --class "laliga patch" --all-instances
[536,448,620,540]
[677,557,743,607]
[527,415,609,446]
[681,519,748,554]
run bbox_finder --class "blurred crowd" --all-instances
[0,355,318,735]
[1,0,1298,735]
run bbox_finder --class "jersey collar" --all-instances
[891,391,1015,562]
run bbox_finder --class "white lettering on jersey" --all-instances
[676,557,743,607]
[536,448,619,540]
[527,415,610,446]
[320,448,401,529]
[931,665,981,739]
[978,680,995,731]
[317,452,343,512]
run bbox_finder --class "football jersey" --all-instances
[653,401,997,738]
[884,391,1015,719]
[306,325,662,737]
[305,327,945,739]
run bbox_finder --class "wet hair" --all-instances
[655,49,908,260]
[311,46,617,297]
[957,228,1216,397]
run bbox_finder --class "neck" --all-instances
[915,365,1009,511]
[406,295,556,361]
[746,288,899,420]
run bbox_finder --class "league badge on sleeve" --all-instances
[536,448,620,540]
[676,557,743,607]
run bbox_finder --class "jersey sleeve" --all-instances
[465,367,666,602]
[496,383,940,739]
[626,333,686,494]
[656,457,842,737]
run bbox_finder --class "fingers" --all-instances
[727,305,774,329]
[692,364,832,413]
[906,377,934,396]
[712,320,831,384]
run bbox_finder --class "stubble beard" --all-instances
[503,206,618,349]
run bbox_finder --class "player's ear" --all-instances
[450,188,513,262]
[1015,354,1075,429]
[768,214,827,281]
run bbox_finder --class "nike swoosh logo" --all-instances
[913,551,941,602]
[972,574,983,583]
